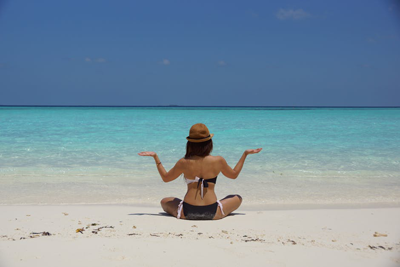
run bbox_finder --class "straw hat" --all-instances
[186,123,214,143]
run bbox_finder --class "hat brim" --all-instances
[186,133,214,143]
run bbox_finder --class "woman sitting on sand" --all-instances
[138,123,262,220]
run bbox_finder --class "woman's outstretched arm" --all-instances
[219,148,262,179]
[138,152,184,182]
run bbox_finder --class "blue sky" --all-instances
[0,0,399,106]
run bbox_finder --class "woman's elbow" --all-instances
[222,171,238,179]
[162,176,174,183]
[228,173,239,179]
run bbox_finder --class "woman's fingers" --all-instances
[138,151,156,156]
[246,148,263,154]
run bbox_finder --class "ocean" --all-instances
[1,107,399,209]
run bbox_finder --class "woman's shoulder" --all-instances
[181,155,224,163]
[176,158,187,166]
[204,155,225,163]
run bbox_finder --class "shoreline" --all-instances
[1,202,400,210]
[1,205,399,267]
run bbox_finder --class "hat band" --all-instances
[187,135,210,140]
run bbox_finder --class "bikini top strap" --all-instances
[185,176,217,184]
[185,176,216,199]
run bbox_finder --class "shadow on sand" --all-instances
[128,212,246,218]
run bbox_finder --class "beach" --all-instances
[1,205,399,267]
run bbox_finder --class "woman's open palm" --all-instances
[245,148,263,155]
[138,151,156,157]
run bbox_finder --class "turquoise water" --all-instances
[1,107,399,208]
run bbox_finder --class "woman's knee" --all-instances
[222,194,243,203]
[160,197,170,208]
[160,197,180,211]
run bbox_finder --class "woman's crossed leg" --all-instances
[160,194,242,220]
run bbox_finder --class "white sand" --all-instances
[0,205,399,267]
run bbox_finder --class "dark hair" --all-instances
[184,139,213,159]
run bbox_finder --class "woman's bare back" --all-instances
[182,155,221,180]
[182,155,222,205]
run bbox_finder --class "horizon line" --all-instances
[0,105,400,108]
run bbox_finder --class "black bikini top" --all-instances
[184,176,217,199]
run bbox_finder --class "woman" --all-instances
[138,123,262,220]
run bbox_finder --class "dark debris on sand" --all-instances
[368,245,393,250]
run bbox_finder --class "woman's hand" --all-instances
[245,148,262,155]
[138,151,157,157]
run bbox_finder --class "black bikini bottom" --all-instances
[183,202,218,220]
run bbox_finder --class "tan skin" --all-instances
[138,147,262,220]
